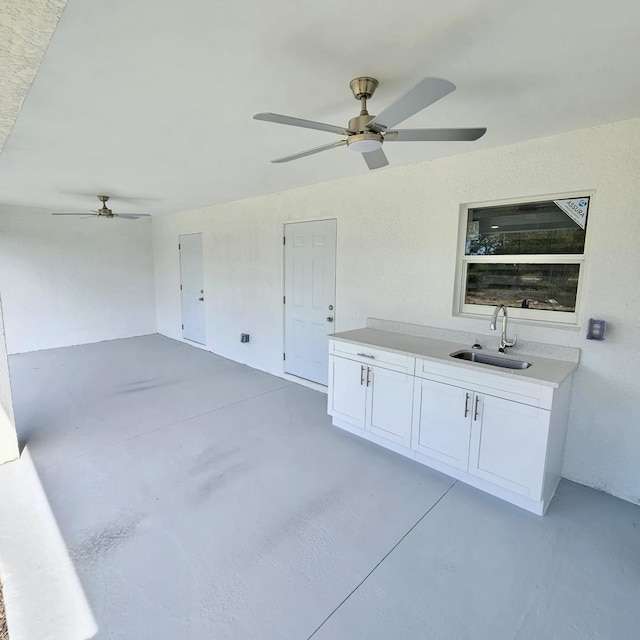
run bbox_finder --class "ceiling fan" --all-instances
[254,76,486,170]
[52,195,151,219]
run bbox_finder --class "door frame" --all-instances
[282,218,337,387]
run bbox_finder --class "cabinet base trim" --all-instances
[331,418,416,461]
[414,452,548,515]
[331,418,550,516]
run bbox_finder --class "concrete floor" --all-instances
[7,334,640,639]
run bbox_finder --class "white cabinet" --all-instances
[328,336,574,515]
[327,355,367,429]
[366,365,414,447]
[412,378,472,470]
[468,393,549,499]
[328,343,414,448]
[413,376,549,499]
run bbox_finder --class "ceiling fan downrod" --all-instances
[349,77,379,130]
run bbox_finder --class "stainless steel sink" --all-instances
[449,350,532,370]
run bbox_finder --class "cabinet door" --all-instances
[412,378,472,470]
[327,356,367,429]
[468,394,550,499]
[365,365,414,448]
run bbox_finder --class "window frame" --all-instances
[453,191,594,327]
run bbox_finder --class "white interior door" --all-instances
[179,233,206,345]
[284,219,336,385]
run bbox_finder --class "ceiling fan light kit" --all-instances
[347,132,383,153]
[254,76,487,170]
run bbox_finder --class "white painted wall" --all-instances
[0,205,157,354]
[153,117,640,505]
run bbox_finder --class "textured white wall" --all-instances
[0,205,157,354]
[153,117,640,505]
[0,0,68,153]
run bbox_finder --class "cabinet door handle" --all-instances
[357,353,375,359]
[474,395,481,421]
[360,365,365,386]
[464,392,471,417]
[366,366,372,387]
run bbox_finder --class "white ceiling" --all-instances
[0,0,639,215]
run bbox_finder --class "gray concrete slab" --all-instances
[312,481,640,640]
[10,335,291,467]
[8,335,640,639]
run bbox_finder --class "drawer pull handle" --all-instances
[360,365,365,386]
[357,353,376,359]
[474,395,481,421]
[464,392,470,417]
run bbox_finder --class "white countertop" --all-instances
[330,328,578,387]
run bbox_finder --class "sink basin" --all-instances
[449,350,532,370]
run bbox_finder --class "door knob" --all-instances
[198,297,204,301]
[326,316,334,322]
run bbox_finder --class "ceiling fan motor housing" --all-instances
[348,113,376,132]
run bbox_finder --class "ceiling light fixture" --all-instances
[346,132,383,153]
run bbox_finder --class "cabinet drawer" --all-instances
[330,340,414,374]
[415,357,551,409]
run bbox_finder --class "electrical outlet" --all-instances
[586,319,606,340]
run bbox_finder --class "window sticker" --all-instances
[553,197,589,229]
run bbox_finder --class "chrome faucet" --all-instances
[490,304,517,353]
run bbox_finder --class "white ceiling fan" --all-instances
[254,76,487,170]
[52,195,151,219]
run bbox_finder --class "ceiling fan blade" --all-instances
[366,78,456,132]
[113,214,151,219]
[51,212,97,216]
[362,148,389,170]
[254,112,351,136]
[385,127,487,142]
[272,140,347,163]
